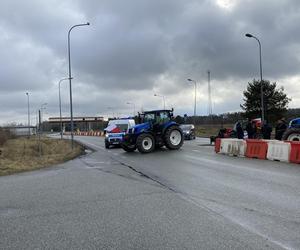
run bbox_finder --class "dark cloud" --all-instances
[1,0,300,124]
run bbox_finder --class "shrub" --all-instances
[0,128,13,146]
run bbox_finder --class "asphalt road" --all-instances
[1,135,299,249]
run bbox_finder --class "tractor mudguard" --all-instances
[162,121,179,134]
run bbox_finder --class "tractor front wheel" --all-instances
[137,133,155,153]
[164,126,184,150]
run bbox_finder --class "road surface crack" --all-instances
[116,160,178,193]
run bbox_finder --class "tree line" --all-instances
[175,79,298,126]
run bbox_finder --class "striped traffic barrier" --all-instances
[216,138,300,165]
[245,139,268,159]
[289,141,300,164]
[220,138,246,157]
[266,141,291,162]
[215,138,221,153]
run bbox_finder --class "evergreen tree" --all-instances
[240,79,291,122]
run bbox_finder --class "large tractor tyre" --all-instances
[282,128,300,141]
[121,143,136,152]
[164,126,184,150]
[136,133,155,153]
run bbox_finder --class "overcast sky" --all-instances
[1,0,300,125]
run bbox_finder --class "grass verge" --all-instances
[0,137,84,176]
[195,124,233,137]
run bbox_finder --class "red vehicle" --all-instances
[210,128,233,144]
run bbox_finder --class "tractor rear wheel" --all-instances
[282,128,300,141]
[164,126,184,150]
[136,133,155,153]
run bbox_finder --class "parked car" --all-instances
[180,124,196,140]
[104,119,135,148]
[210,128,234,144]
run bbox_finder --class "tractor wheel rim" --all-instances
[142,137,153,150]
[288,133,300,141]
[170,130,182,145]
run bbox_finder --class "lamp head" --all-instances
[245,33,253,38]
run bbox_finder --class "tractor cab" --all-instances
[139,110,173,125]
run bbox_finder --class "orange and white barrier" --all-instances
[216,138,300,164]
[71,131,104,137]
[245,139,268,160]
[289,141,300,164]
[266,141,291,162]
[220,139,246,157]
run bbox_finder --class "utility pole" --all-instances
[38,109,41,156]
[187,79,197,125]
[245,33,265,122]
[68,22,90,149]
[26,92,30,138]
[207,70,213,116]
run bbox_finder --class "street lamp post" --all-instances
[40,103,47,134]
[58,77,70,139]
[26,92,30,138]
[187,78,197,118]
[154,94,166,109]
[245,33,265,122]
[68,22,90,148]
[126,102,136,117]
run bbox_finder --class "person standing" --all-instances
[236,122,244,139]
[275,118,287,140]
[246,119,254,139]
[251,121,257,139]
[262,121,272,139]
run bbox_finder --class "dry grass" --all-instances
[0,137,84,176]
[195,124,234,137]
[0,128,15,146]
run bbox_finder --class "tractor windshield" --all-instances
[143,111,171,124]
[157,111,170,124]
[144,113,155,122]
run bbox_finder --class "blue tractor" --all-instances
[282,117,300,141]
[121,109,184,153]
